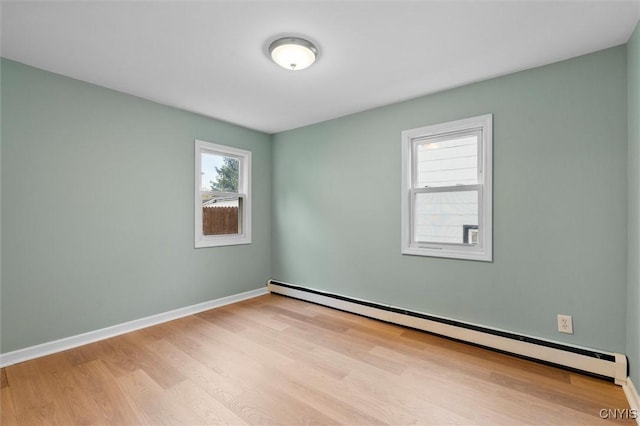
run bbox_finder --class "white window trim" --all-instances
[195,139,252,248]
[401,114,493,261]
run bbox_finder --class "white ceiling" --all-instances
[2,1,639,134]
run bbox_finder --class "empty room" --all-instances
[1,1,640,424]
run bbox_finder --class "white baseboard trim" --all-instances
[623,378,640,425]
[0,287,268,368]
[268,280,628,384]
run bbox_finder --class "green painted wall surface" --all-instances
[273,47,628,353]
[628,22,640,386]
[1,59,271,353]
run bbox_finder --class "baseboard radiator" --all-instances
[267,280,628,384]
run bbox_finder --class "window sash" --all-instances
[409,185,484,248]
[200,149,243,194]
[411,129,483,189]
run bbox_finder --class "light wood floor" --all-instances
[1,293,633,425]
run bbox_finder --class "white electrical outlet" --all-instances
[557,314,573,334]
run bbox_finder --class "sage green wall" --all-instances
[0,59,271,353]
[1,44,633,362]
[628,22,640,386]
[273,46,628,353]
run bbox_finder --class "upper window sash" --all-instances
[199,149,243,193]
[411,128,484,189]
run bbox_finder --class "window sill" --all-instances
[401,246,492,262]
[195,236,252,248]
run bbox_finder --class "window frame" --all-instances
[194,139,252,248]
[401,114,493,261]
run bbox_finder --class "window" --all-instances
[401,114,492,261]
[195,139,251,248]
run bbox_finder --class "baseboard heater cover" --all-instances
[267,280,627,384]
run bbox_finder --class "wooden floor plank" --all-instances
[1,368,9,389]
[1,293,633,425]
[146,337,246,400]
[238,323,351,379]
[1,387,19,426]
[49,368,105,425]
[73,360,144,425]
[164,380,248,425]
[5,360,76,425]
[115,369,165,426]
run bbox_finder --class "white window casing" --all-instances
[195,139,252,248]
[401,114,492,261]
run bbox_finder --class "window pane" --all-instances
[202,197,243,236]
[414,190,478,245]
[416,134,478,187]
[200,150,242,236]
[201,152,239,194]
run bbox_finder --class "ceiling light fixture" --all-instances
[268,37,317,71]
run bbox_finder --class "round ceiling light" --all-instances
[268,37,317,71]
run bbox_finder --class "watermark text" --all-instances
[599,408,638,420]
